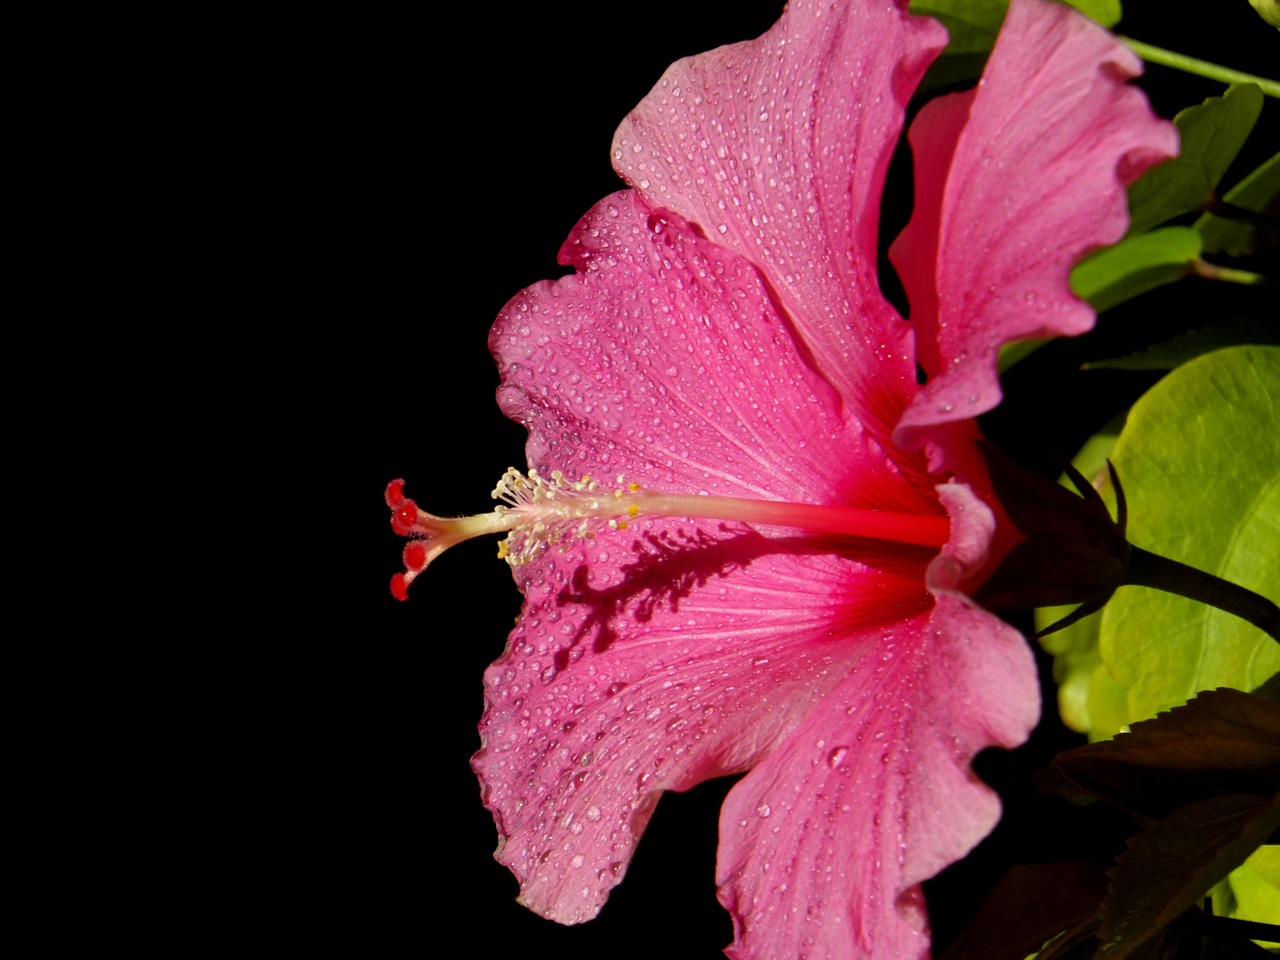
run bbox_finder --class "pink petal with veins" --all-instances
[491,190,939,515]
[890,0,1178,451]
[612,0,946,410]
[476,520,938,925]
[716,485,1037,960]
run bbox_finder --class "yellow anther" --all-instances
[629,504,640,517]
[629,482,641,492]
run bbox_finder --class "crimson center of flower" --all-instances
[385,471,951,601]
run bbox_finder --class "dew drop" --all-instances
[827,746,849,769]
[755,800,772,818]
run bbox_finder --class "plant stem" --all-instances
[1205,199,1280,237]
[1183,912,1280,957]
[1119,37,1280,98]
[1192,260,1269,285]
[1126,547,1280,643]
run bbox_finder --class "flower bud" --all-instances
[973,442,1131,636]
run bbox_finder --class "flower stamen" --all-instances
[385,470,951,600]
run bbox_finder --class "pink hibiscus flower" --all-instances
[388,0,1175,956]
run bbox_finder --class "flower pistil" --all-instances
[386,470,952,600]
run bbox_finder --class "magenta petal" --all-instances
[890,0,1178,450]
[474,521,937,925]
[612,0,947,407]
[491,189,938,514]
[716,485,1038,960]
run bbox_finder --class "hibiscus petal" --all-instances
[477,190,954,926]
[716,484,1039,960]
[611,0,947,416]
[890,0,1178,450]
[491,189,938,513]
[475,523,937,924]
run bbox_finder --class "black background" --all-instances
[262,3,1276,955]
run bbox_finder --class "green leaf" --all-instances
[1100,346,1280,724]
[1251,0,1280,30]
[1195,150,1280,257]
[1126,84,1265,237]
[1069,226,1201,312]
[1216,847,1280,947]
[909,0,1006,89]
[1065,0,1120,28]
[909,0,1005,54]
[1038,605,1131,739]
[1256,670,1280,702]
[1084,317,1280,372]
[1039,350,1280,930]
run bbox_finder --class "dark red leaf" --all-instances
[1051,688,1280,819]
[1098,793,1280,959]
[940,859,1109,960]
